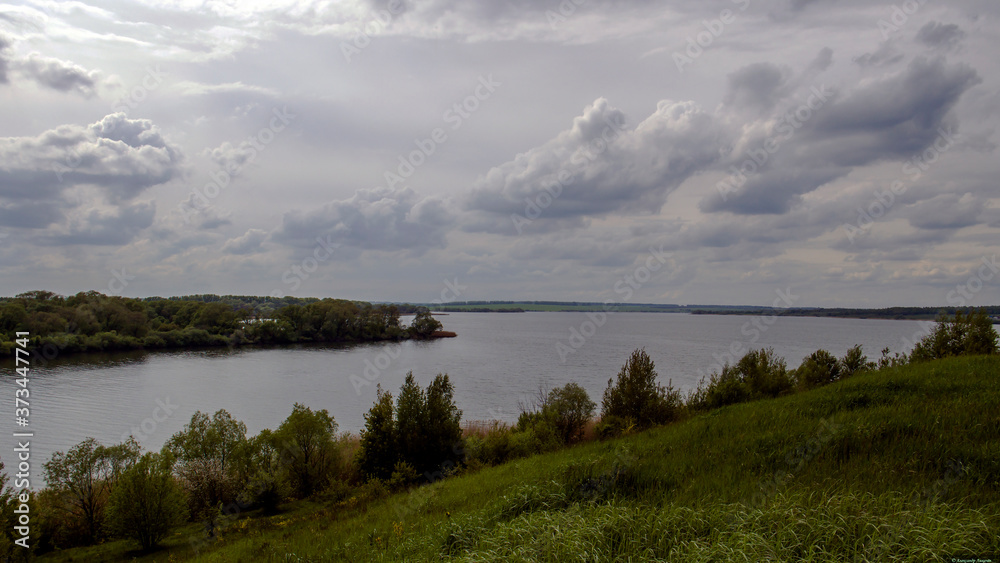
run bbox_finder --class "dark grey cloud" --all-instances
[464,98,727,233]
[271,186,454,253]
[0,34,10,84]
[853,42,904,68]
[905,193,982,231]
[916,22,966,51]
[723,62,793,114]
[17,53,99,96]
[702,57,981,215]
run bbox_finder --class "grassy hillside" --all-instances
[45,356,1000,562]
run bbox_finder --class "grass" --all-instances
[41,356,1000,562]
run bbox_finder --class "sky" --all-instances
[1,0,999,308]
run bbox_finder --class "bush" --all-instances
[541,383,596,445]
[796,349,841,389]
[839,344,872,378]
[105,452,187,551]
[595,415,635,440]
[737,347,793,398]
[601,349,681,431]
[911,309,999,362]
[273,403,340,497]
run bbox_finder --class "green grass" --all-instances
[42,356,1000,562]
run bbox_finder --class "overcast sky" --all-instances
[1,0,998,307]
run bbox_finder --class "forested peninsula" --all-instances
[0,291,447,358]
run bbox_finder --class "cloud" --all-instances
[852,41,904,68]
[42,201,156,246]
[905,193,982,231]
[464,97,727,233]
[723,62,794,114]
[0,34,10,84]
[702,57,981,215]
[916,22,966,51]
[17,52,99,96]
[221,228,268,254]
[271,186,454,254]
[0,113,182,208]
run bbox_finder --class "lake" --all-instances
[4,313,993,484]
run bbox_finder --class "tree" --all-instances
[422,373,464,473]
[601,349,680,431]
[519,383,596,445]
[166,409,247,473]
[230,430,288,514]
[357,387,397,481]
[737,347,793,398]
[911,309,999,362]
[105,452,187,551]
[394,372,427,474]
[273,403,339,497]
[408,310,442,339]
[42,438,140,543]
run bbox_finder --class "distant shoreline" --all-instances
[426,301,1000,321]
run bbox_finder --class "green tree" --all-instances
[394,372,427,474]
[42,438,140,543]
[105,452,187,551]
[408,310,442,339]
[273,403,340,497]
[357,387,397,481]
[166,409,247,473]
[601,349,680,431]
[422,373,464,473]
[911,309,999,362]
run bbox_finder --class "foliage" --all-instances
[105,452,187,551]
[357,373,464,482]
[408,310,443,339]
[357,387,397,481]
[0,291,421,357]
[911,309,999,362]
[795,349,841,389]
[41,437,141,544]
[518,383,596,445]
[600,349,681,433]
[272,403,340,498]
[688,348,794,411]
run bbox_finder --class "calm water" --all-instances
[4,313,993,484]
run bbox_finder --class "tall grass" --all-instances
[40,356,1000,562]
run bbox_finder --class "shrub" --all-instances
[600,349,681,432]
[839,344,872,378]
[105,452,187,551]
[737,347,793,398]
[796,349,841,389]
[911,309,999,362]
[702,365,751,408]
[357,387,397,481]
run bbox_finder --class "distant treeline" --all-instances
[437,307,526,313]
[0,291,443,357]
[691,306,1000,321]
